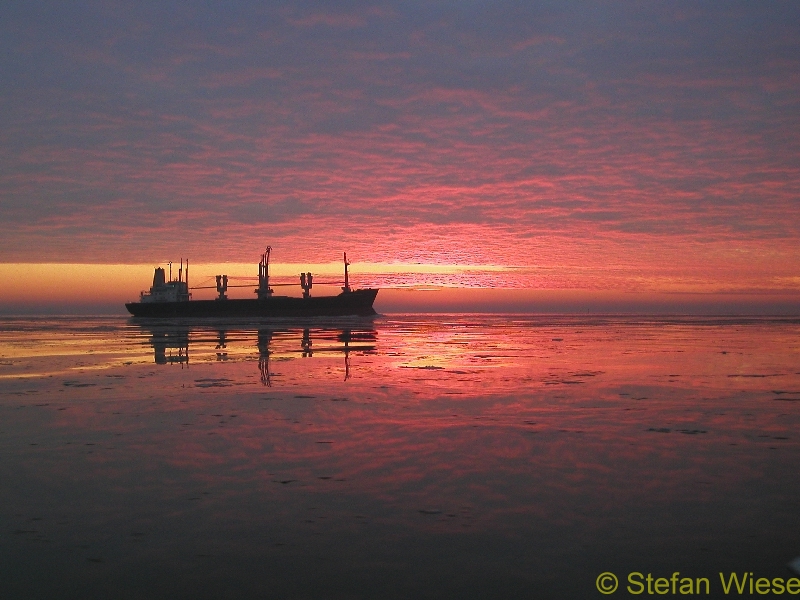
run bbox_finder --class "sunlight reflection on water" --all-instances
[1,315,799,599]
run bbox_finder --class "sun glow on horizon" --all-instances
[0,262,798,316]
[0,262,514,304]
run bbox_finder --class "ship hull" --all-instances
[126,289,378,318]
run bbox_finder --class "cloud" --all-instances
[0,2,798,295]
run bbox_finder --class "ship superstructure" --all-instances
[139,261,190,304]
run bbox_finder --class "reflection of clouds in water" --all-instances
[1,315,799,597]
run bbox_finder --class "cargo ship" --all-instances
[125,248,378,318]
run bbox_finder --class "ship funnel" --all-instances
[153,267,166,287]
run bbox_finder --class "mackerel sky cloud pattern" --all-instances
[1,2,799,297]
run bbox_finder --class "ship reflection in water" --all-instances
[149,328,190,365]
[141,320,377,384]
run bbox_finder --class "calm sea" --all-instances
[1,315,799,599]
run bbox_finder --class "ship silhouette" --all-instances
[126,248,378,318]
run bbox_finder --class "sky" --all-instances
[1,1,799,312]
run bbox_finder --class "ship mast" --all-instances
[342,252,351,293]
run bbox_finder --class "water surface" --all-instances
[1,315,799,598]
